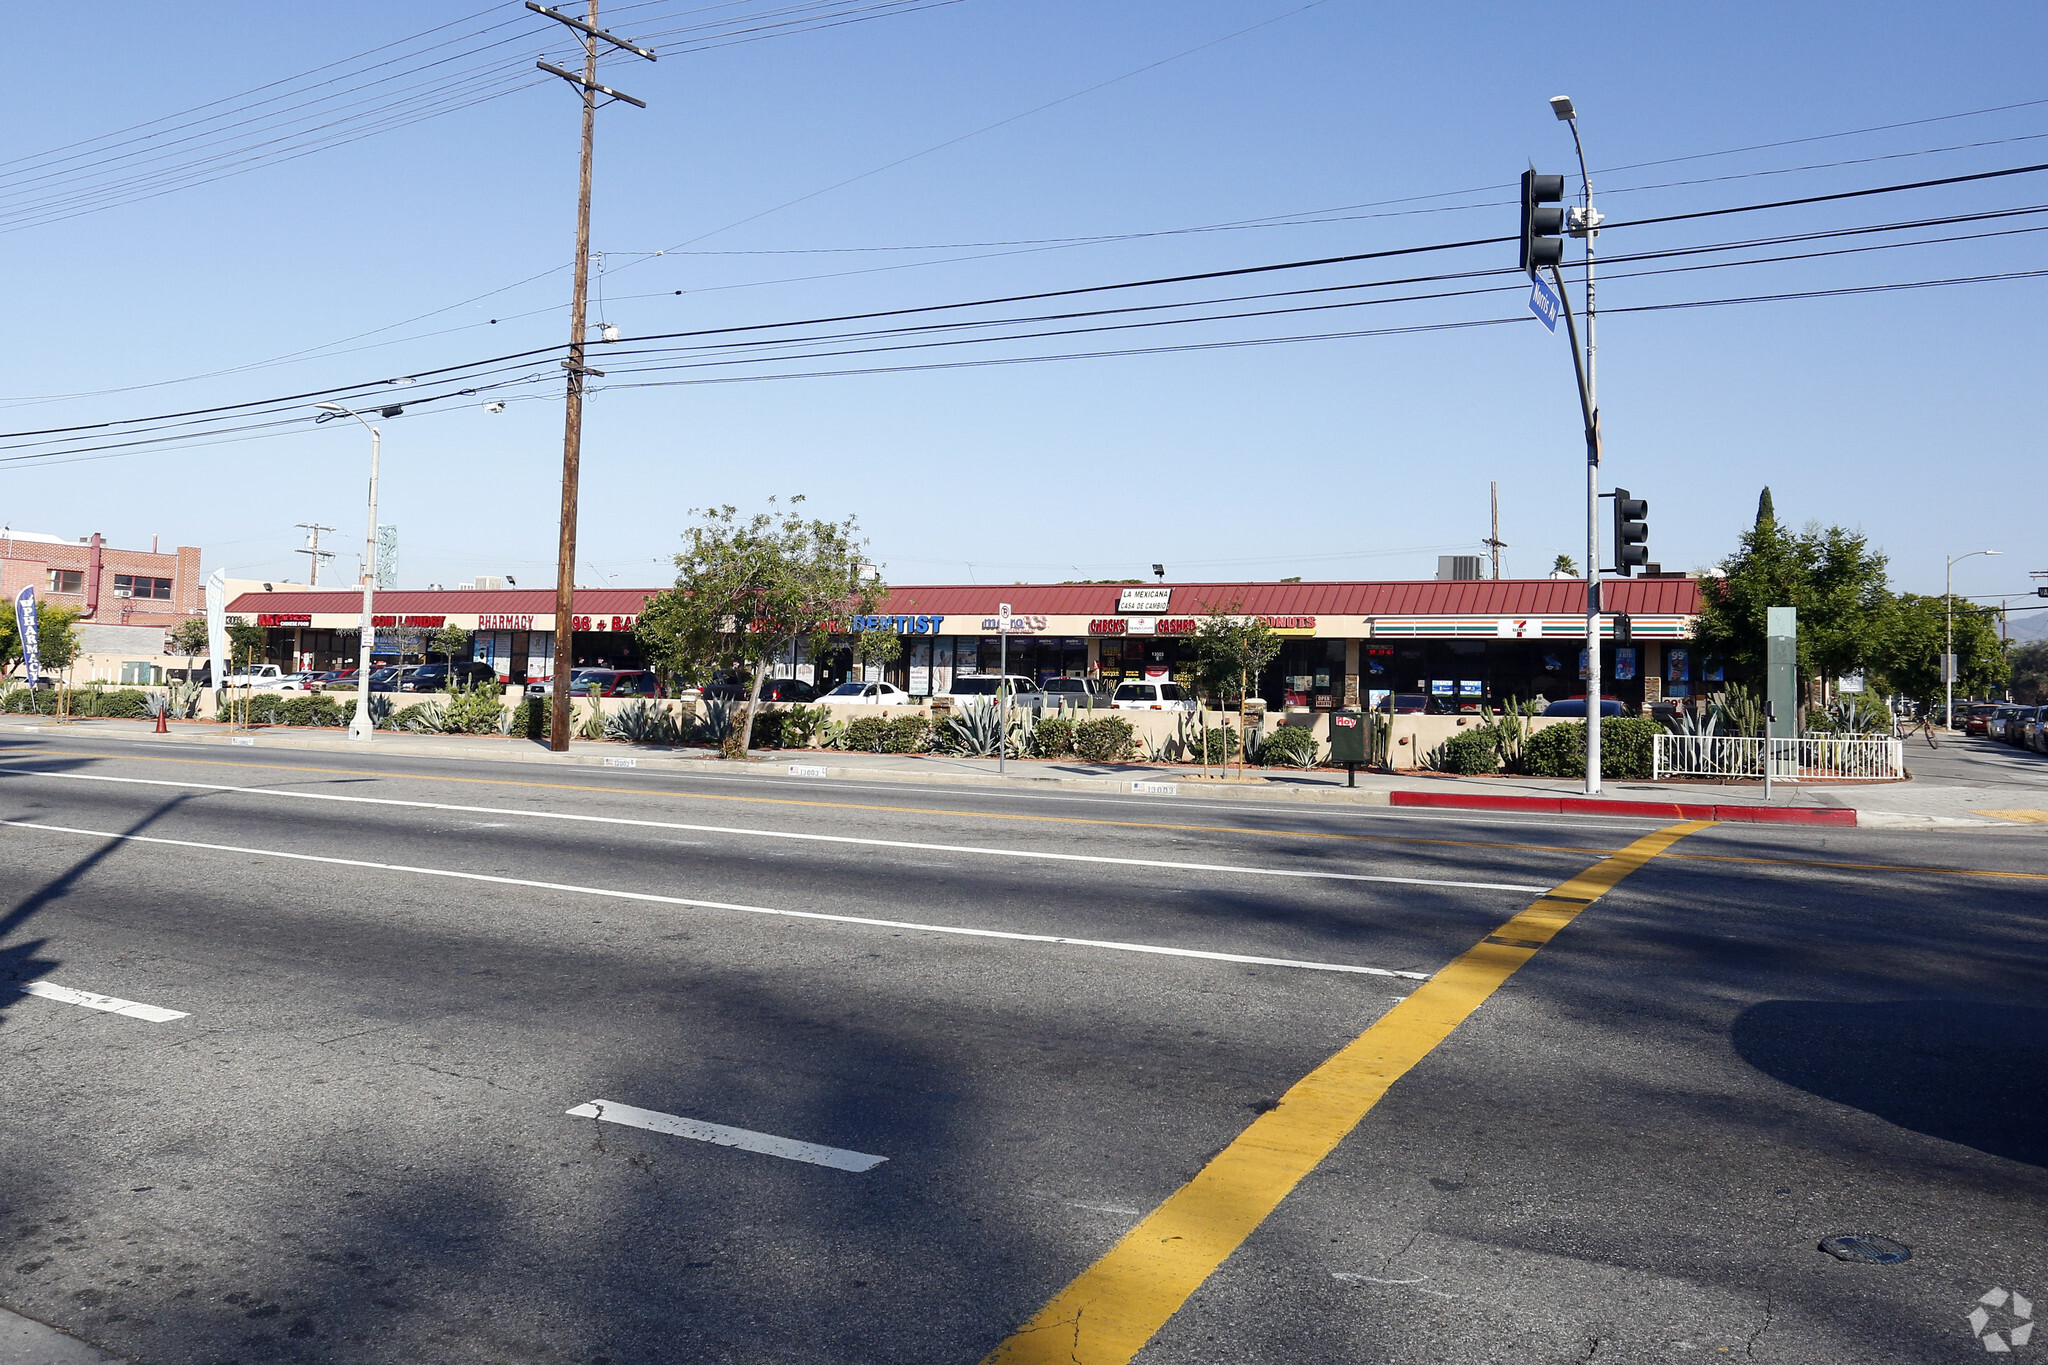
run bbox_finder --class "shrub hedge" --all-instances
[1257,724,1320,767]
[1029,715,1077,758]
[1073,715,1135,763]
[1430,729,1501,775]
[1519,717,1659,779]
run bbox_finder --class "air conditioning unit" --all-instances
[1436,555,1483,582]
[474,575,505,591]
[113,588,132,598]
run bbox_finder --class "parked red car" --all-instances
[1965,703,1996,736]
[524,668,663,699]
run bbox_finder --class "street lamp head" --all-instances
[1549,95,1576,121]
[316,402,346,413]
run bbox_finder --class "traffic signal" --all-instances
[1612,487,1649,576]
[1614,613,1633,643]
[1521,170,1566,275]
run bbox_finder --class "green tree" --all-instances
[226,619,268,671]
[431,625,471,665]
[2008,640,2048,705]
[1,600,81,677]
[165,615,210,684]
[634,497,882,754]
[855,629,901,683]
[1754,486,1775,530]
[1188,605,1282,708]
[1550,554,1578,576]
[1188,605,1283,773]
[1871,594,2008,709]
[1692,514,1891,698]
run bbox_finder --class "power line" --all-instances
[5,165,2046,461]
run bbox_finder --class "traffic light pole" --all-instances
[1558,103,1603,796]
[1547,264,1604,794]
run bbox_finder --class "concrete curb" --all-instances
[12,722,1403,807]
[0,1304,127,1363]
[1388,789,1860,826]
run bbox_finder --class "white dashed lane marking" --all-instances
[567,1100,887,1172]
[20,981,188,1023]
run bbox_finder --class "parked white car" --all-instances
[945,674,1042,707]
[1111,680,1195,712]
[821,680,911,705]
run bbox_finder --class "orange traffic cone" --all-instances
[155,705,169,734]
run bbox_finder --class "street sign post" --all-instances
[998,601,1011,777]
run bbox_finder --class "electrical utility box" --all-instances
[1326,710,1368,764]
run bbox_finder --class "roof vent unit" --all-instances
[457,580,475,591]
[473,575,505,591]
[1436,555,1483,582]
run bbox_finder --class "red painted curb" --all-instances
[1389,789,1856,826]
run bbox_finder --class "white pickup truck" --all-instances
[227,665,303,691]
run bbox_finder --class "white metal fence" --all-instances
[1652,734,1905,782]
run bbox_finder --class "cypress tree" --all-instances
[1755,486,1776,529]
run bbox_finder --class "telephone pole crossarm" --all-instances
[525,2,656,59]
[535,60,647,108]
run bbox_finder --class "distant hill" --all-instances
[2007,610,2048,643]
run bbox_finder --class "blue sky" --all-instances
[2,0,2042,611]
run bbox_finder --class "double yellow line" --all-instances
[982,820,1712,1364]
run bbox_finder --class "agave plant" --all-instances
[1660,704,1719,738]
[607,698,681,744]
[394,699,449,733]
[943,698,1021,757]
[141,691,171,720]
[685,697,738,747]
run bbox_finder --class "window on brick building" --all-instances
[114,574,173,601]
[47,568,83,593]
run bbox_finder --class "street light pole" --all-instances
[1945,548,2001,729]
[317,403,383,741]
[1551,94,1604,794]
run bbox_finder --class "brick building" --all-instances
[3,530,203,683]
[1,530,201,626]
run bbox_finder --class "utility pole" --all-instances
[1483,482,1505,579]
[295,522,336,587]
[527,1,653,752]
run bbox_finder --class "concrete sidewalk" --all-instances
[8,717,2045,829]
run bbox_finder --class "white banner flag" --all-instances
[205,568,229,688]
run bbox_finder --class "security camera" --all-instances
[484,401,506,414]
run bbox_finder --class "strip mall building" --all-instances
[234,575,1716,711]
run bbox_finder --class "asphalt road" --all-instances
[1,731,2043,1364]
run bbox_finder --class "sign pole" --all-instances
[998,601,1010,776]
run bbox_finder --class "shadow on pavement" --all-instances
[1731,998,2048,1169]
[0,749,196,1025]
